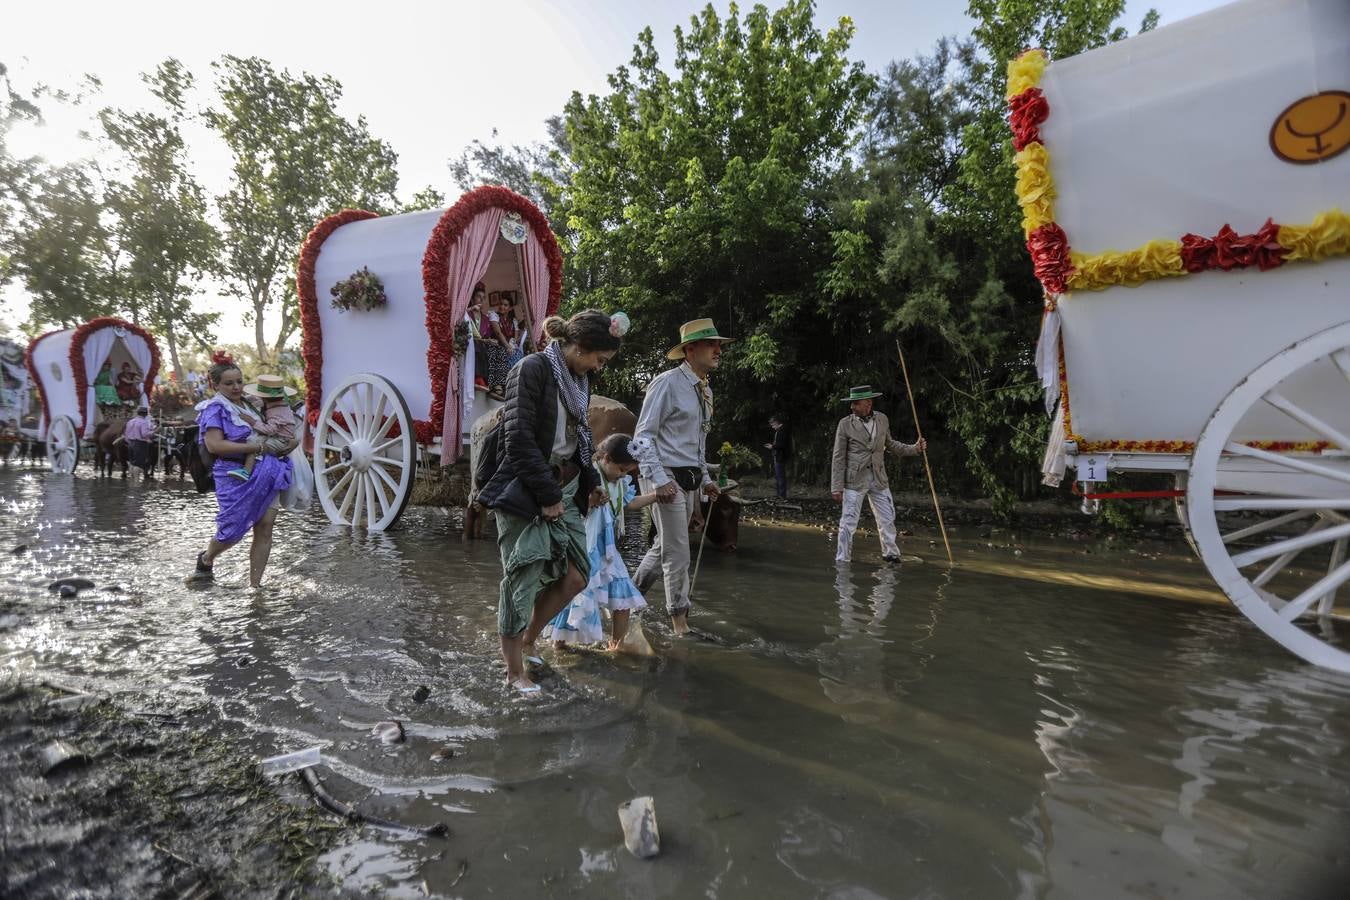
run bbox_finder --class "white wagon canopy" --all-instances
[25,317,161,473]
[1008,0,1350,671]
[297,185,563,530]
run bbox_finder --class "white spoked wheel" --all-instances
[1188,321,1350,673]
[45,415,80,474]
[313,374,416,532]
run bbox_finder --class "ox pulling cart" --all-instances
[24,317,160,474]
[297,186,563,531]
[1012,0,1350,671]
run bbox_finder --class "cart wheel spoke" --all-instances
[1231,518,1350,569]
[1262,390,1350,450]
[1224,442,1350,489]
[366,391,388,440]
[1221,508,1316,544]
[1319,539,1348,617]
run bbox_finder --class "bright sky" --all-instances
[0,0,1225,347]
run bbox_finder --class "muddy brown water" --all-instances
[2,468,1349,898]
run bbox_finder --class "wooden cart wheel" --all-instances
[45,415,79,474]
[313,373,416,531]
[1187,321,1350,673]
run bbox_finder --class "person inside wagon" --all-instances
[467,282,511,401]
[189,356,296,588]
[115,361,142,404]
[93,361,120,407]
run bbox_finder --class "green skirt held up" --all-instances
[493,476,590,636]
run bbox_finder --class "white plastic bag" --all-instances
[281,444,314,511]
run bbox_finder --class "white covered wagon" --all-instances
[297,185,563,531]
[1013,0,1350,671]
[24,317,161,473]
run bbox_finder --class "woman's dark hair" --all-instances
[208,361,241,387]
[542,309,622,353]
[595,433,637,465]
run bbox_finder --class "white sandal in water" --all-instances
[511,679,542,696]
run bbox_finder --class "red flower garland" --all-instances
[24,328,65,430]
[1026,223,1074,295]
[1009,87,1049,152]
[296,209,380,427]
[69,317,161,432]
[1180,219,1287,274]
[421,185,563,447]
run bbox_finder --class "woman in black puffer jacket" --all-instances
[478,309,625,695]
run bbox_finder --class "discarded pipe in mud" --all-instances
[299,767,449,838]
[618,796,660,858]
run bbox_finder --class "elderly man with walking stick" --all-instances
[830,385,926,564]
[633,318,732,635]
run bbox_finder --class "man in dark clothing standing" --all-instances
[764,414,791,499]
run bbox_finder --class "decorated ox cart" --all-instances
[297,185,563,531]
[24,317,160,473]
[1014,0,1350,671]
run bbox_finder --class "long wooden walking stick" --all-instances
[896,340,954,565]
[689,498,710,597]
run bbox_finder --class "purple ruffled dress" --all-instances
[197,398,294,544]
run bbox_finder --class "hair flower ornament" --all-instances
[210,349,235,366]
[609,311,631,338]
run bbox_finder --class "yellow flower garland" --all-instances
[1013,143,1055,237]
[1278,208,1350,262]
[1006,49,1047,100]
[1067,240,1186,292]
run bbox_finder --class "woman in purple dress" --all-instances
[189,359,295,587]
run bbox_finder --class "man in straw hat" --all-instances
[633,318,733,635]
[830,385,926,564]
[227,373,299,481]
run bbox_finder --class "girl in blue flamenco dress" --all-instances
[548,434,658,651]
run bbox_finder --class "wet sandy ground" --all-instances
[2,466,1349,898]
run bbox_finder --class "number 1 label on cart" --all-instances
[1077,456,1109,483]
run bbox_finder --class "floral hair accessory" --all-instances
[609,311,631,338]
[210,349,235,366]
[626,434,654,462]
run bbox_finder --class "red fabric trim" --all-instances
[421,185,562,448]
[24,329,64,431]
[296,209,380,429]
[69,317,160,432]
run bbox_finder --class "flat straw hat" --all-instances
[244,373,299,400]
[667,318,736,360]
[840,384,884,402]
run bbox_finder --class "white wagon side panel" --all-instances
[30,329,76,436]
[313,209,443,424]
[1041,0,1350,445]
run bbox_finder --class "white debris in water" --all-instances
[618,796,660,859]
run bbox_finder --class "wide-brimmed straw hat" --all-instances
[244,373,299,400]
[840,384,884,402]
[667,318,736,360]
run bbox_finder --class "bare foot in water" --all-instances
[671,613,690,636]
[508,676,541,696]
[522,643,544,665]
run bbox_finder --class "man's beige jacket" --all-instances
[830,412,919,493]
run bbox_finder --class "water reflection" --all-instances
[3,469,1350,898]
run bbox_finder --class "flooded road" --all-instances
[3,467,1349,898]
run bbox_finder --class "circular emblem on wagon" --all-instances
[1269,90,1350,164]
[49,362,63,382]
[499,213,528,245]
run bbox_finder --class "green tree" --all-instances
[205,55,399,363]
[100,60,219,379]
[559,0,871,418]
[6,162,113,328]
[401,185,446,213]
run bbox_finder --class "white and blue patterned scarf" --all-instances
[545,341,592,466]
